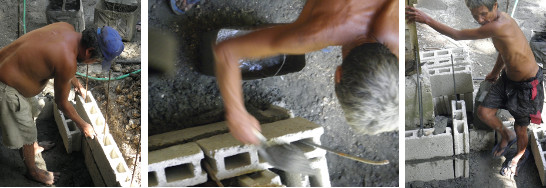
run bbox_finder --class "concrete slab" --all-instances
[148,142,207,187]
[405,127,454,160]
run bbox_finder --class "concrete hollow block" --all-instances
[46,0,85,32]
[53,102,82,153]
[405,127,454,160]
[531,128,546,186]
[199,28,306,80]
[148,143,207,187]
[94,0,139,41]
[452,100,470,155]
[428,65,473,97]
[406,158,465,182]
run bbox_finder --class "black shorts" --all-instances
[481,68,544,126]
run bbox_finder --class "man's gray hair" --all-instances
[335,43,398,135]
[465,0,497,10]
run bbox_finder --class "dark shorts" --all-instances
[482,68,544,126]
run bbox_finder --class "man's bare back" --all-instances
[0,22,79,97]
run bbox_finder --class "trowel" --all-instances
[252,129,315,174]
[300,141,389,165]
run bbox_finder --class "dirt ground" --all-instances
[148,0,398,186]
[0,0,141,186]
[406,0,546,187]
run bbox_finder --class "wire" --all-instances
[75,69,141,81]
[23,0,26,34]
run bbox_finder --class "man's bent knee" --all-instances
[477,106,497,121]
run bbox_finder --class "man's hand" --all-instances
[74,85,87,99]
[485,71,500,82]
[226,111,261,145]
[406,6,431,24]
[78,122,97,139]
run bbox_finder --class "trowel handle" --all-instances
[251,128,268,144]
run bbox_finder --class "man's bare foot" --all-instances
[34,141,56,154]
[493,129,517,157]
[27,168,60,185]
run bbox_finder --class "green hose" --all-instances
[76,69,141,81]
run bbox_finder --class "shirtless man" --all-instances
[0,22,124,185]
[407,0,540,176]
[214,0,399,145]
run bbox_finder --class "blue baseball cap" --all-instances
[97,26,124,71]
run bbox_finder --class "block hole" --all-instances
[66,120,77,132]
[426,61,434,65]
[110,149,120,159]
[258,152,266,163]
[439,60,449,64]
[456,101,463,109]
[439,68,450,73]
[225,152,251,170]
[104,136,113,146]
[405,132,413,137]
[148,171,158,187]
[454,67,465,71]
[95,117,105,126]
[309,173,321,187]
[538,131,546,140]
[292,138,316,153]
[541,142,546,151]
[428,70,435,75]
[165,163,195,183]
[438,50,449,55]
[90,106,98,114]
[84,95,92,103]
[454,111,463,120]
[455,122,464,133]
[116,162,127,173]
[423,52,434,58]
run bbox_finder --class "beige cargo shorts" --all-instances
[0,81,39,149]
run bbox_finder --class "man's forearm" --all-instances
[56,100,89,130]
[214,44,246,115]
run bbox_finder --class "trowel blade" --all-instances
[258,143,315,175]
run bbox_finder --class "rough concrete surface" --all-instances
[149,0,398,186]
[407,0,546,187]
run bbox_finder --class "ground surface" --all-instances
[148,0,399,187]
[406,0,546,187]
[0,0,141,186]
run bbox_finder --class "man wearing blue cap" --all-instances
[0,22,124,185]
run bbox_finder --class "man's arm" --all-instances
[214,18,336,145]
[54,60,96,139]
[71,76,86,99]
[485,54,505,81]
[406,6,497,40]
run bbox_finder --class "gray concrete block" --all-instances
[405,127,454,160]
[149,104,291,151]
[531,128,546,186]
[237,169,283,187]
[433,92,473,115]
[452,100,470,155]
[83,140,107,187]
[405,74,435,129]
[46,0,85,32]
[427,65,473,97]
[420,48,466,62]
[406,158,455,182]
[454,157,470,178]
[308,157,331,187]
[53,102,82,153]
[94,0,139,41]
[148,143,207,187]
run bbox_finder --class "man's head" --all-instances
[465,0,498,25]
[335,43,398,135]
[80,26,124,71]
